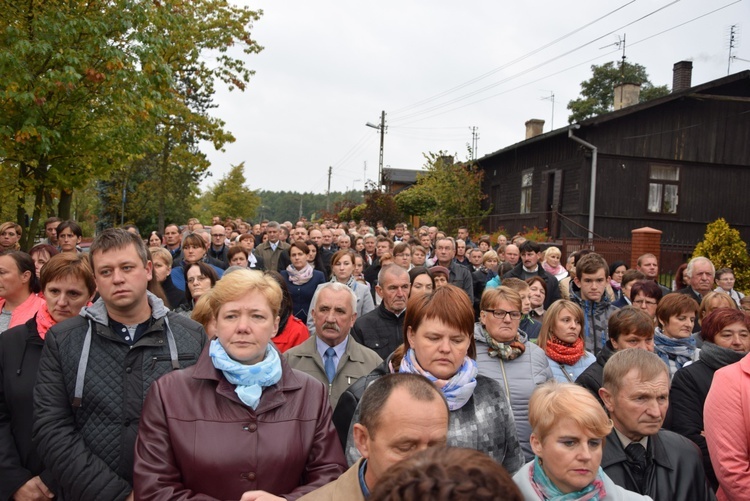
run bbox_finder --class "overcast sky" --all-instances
[201,0,748,195]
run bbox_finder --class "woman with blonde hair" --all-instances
[513,381,649,500]
[537,300,596,383]
[541,246,568,281]
[134,269,346,499]
[0,222,22,252]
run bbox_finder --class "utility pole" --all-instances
[298,197,303,219]
[728,24,738,75]
[365,111,386,190]
[363,161,367,191]
[469,126,480,161]
[542,91,555,130]
[326,166,332,212]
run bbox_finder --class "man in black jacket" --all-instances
[33,229,206,501]
[502,240,560,309]
[598,349,713,501]
[351,265,409,359]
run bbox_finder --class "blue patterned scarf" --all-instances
[399,348,477,410]
[530,457,607,501]
[209,339,282,409]
[654,328,696,371]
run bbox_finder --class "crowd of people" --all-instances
[1,214,749,500]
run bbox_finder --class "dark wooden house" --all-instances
[477,65,750,244]
[383,167,421,194]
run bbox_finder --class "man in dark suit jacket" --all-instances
[672,256,715,332]
[599,349,713,501]
[503,241,560,309]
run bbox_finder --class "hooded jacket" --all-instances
[32,293,206,501]
[570,287,619,356]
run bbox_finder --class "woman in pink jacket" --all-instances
[0,251,44,333]
[705,327,750,501]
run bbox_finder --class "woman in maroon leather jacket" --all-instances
[133,269,346,501]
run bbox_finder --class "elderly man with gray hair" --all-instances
[673,256,715,332]
[285,282,382,408]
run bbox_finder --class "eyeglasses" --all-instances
[633,299,658,306]
[211,233,225,238]
[483,309,522,320]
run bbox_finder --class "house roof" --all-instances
[478,69,750,163]
[383,168,423,184]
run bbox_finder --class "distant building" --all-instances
[477,63,750,244]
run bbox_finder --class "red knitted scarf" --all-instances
[545,335,585,366]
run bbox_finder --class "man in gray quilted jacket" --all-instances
[33,228,206,501]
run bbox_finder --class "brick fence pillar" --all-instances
[631,227,662,269]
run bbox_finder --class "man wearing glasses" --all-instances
[207,224,229,267]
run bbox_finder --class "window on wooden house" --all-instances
[520,169,533,214]
[647,165,679,214]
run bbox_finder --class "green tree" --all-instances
[693,218,750,293]
[198,163,260,220]
[0,0,262,247]
[395,152,490,235]
[567,61,670,124]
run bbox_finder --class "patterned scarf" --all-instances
[286,263,314,285]
[545,335,585,366]
[609,279,621,292]
[35,302,56,340]
[400,348,478,411]
[209,339,282,410]
[654,328,696,370]
[530,457,607,501]
[483,328,526,360]
[331,274,356,289]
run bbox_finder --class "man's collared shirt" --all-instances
[316,336,348,369]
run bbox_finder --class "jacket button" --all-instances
[248,472,256,481]
[124,419,131,427]
[125,367,132,373]
[248,423,257,432]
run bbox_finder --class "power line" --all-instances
[389,0,681,124]
[388,1,637,117]
[390,0,735,127]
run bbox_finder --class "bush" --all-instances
[693,218,750,293]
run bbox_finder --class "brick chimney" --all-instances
[672,61,693,92]
[614,83,641,110]
[525,119,545,139]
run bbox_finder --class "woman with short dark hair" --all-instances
[344,286,525,475]
[667,308,750,491]
[281,241,326,325]
[0,253,95,500]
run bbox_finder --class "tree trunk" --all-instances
[58,189,73,220]
[15,162,29,234]
[23,184,45,251]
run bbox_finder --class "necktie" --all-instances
[324,347,336,383]
[625,442,648,490]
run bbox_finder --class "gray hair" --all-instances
[310,281,357,314]
[266,221,281,230]
[685,256,715,278]
[378,263,410,286]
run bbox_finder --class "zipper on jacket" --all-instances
[150,354,196,369]
[499,359,511,406]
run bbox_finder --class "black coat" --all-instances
[664,358,720,491]
[502,262,561,309]
[0,317,56,500]
[350,302,405,360]
[332,357,390,448]
[602,429,715,501]
[575,341,615,407]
